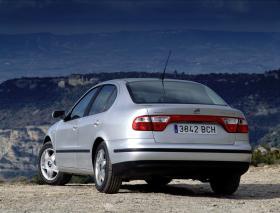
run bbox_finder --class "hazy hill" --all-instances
[1,30,280,82]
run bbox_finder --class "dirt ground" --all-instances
[0,166,280,213]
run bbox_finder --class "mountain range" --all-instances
[1,30,280,82]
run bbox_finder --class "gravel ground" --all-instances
[0,166,280,213]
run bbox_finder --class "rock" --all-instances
[270,147,280,153]
[58,80,65,88]
[255,146,268,155]
[0,126,48,180]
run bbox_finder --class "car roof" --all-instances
[99,78,200,85]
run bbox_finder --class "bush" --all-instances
[251,149,280,166]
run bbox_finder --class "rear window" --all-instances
[126,81,227,105]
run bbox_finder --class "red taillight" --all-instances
[222,117,239,133]
[151,116,170,131]
[132,115,170,131]
[237,118,249,133]
[132,116,153,131]
[132,115,249,133]
[222,117,249,133]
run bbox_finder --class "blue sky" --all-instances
[0,0,280,34]
[0,0,279,81]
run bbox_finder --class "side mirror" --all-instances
[52,110,65,119]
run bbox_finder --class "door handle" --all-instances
[93,120,100,127]
[73,126,78,131]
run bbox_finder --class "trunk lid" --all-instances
[145,104,241,145]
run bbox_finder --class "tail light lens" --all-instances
[151,116,170,131]
[237,118,249,133]
[222,117,239,133]
[222,117,249,133]
[132,115,170,131]
[132,116,153,131]
[132,115,249,133]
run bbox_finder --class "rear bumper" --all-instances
[113,160,250,179]
[108,139,252,164]
[110,146,252,164]
[108,139,252,179]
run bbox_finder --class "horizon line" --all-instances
[1,69,279,84]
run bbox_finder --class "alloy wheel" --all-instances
[95,149,107,186]
[40,148,59,181]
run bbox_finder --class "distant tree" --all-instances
[173,70,178,78]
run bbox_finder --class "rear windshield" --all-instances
[126,81,227,105]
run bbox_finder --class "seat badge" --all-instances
[194,108,201,114]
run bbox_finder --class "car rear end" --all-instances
[111,79,252,182]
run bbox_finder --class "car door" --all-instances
[55,87,99,169]
[76,84,118,170]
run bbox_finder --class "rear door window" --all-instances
[69,88,99,120]
[88,85,117,115]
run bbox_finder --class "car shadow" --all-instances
[119,183,280,200]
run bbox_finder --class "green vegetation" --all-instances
[252,147,280,166]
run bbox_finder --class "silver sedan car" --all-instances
[38,78,252,194]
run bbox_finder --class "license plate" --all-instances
[174,123,217,134]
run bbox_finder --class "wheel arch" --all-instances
[91,137,105,165]
[43,135,52,144]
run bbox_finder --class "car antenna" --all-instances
[161,50,172,81]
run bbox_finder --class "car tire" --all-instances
[145,176,172,188]
[210,175,241,195]
[38,141,72,185]
[93,142,122,194]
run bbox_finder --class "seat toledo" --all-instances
[38,78,252,194]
